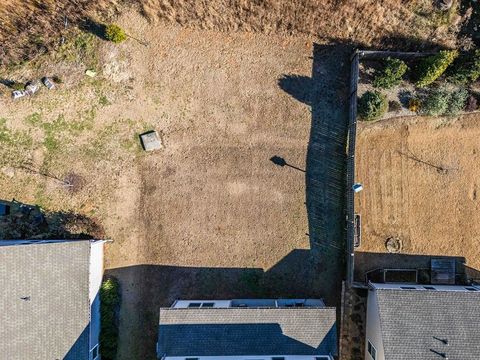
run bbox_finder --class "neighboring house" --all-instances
[365,283,480,360]
[0,239,105,360]
[157,298,337,360]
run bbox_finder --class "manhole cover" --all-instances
[385,237,402,253]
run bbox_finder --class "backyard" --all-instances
[0,9,349,359]
[354,113,480,280]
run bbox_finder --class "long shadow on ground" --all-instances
[107,44,352,360]
[278,43,351,307]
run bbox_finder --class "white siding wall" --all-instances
[365,289,385,360]
[89,240,105,359]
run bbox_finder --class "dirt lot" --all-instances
[0,8,350,359]
[354,114,480,278]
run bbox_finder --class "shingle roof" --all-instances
[0,241,91,360]
[376,288,480,360]
[158,307,337,357]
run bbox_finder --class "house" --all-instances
[0,239,105,360]
[157,298,337,360]
[365,283,480,360]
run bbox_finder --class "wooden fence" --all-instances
[345,50,359,286]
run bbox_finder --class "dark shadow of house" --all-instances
[354,252,480,285]
[107,249,338,360]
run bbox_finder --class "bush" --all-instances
[421,87,468,116]
[408,98,421,112]
[373,57,409,89]
[105,24,127,43]
[358,91,388,121]
[100,277,120,360]
[12,82,25,91]
[466,95,478,112]
[388,100,402,113]
[414,50,459,87]
[447,49,480,84]
[52,76,63,84]
[421,88,450,116]
[447,88,468,115]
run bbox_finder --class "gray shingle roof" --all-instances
[158,307,337,357]
[376,289,480,360]
[0,241,91,360]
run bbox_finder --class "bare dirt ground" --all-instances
[354,114,480,279]
[0,8,350,359]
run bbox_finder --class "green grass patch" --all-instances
[0,118,33,147]
[57,30,98,66]
[24,112,43,126]
[0,118,34,166]
[100,277,120,360]
[99,95,111,106]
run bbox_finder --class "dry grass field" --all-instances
[0,0,468,66]
[354,114,480,276]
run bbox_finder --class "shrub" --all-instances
[105,24,127,43]
[446,88,468,115]
[408,98,421,112]
[466,95,478,112]
[100,277,120,360]
[447,49,480,84]
[388,100,402,113]
[358,91,388,121]
[12,82,25,91]
[421,87,468,116]
[421,88,450,116]
[373,57,409,89]
[414,50,459,87]
[52,76,63,84]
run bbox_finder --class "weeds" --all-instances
[99,95,111,106]
[0,118,34,166]
[24,112,42,126]
[57,30,98,66]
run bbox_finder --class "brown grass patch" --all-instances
[0,0,465,66]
